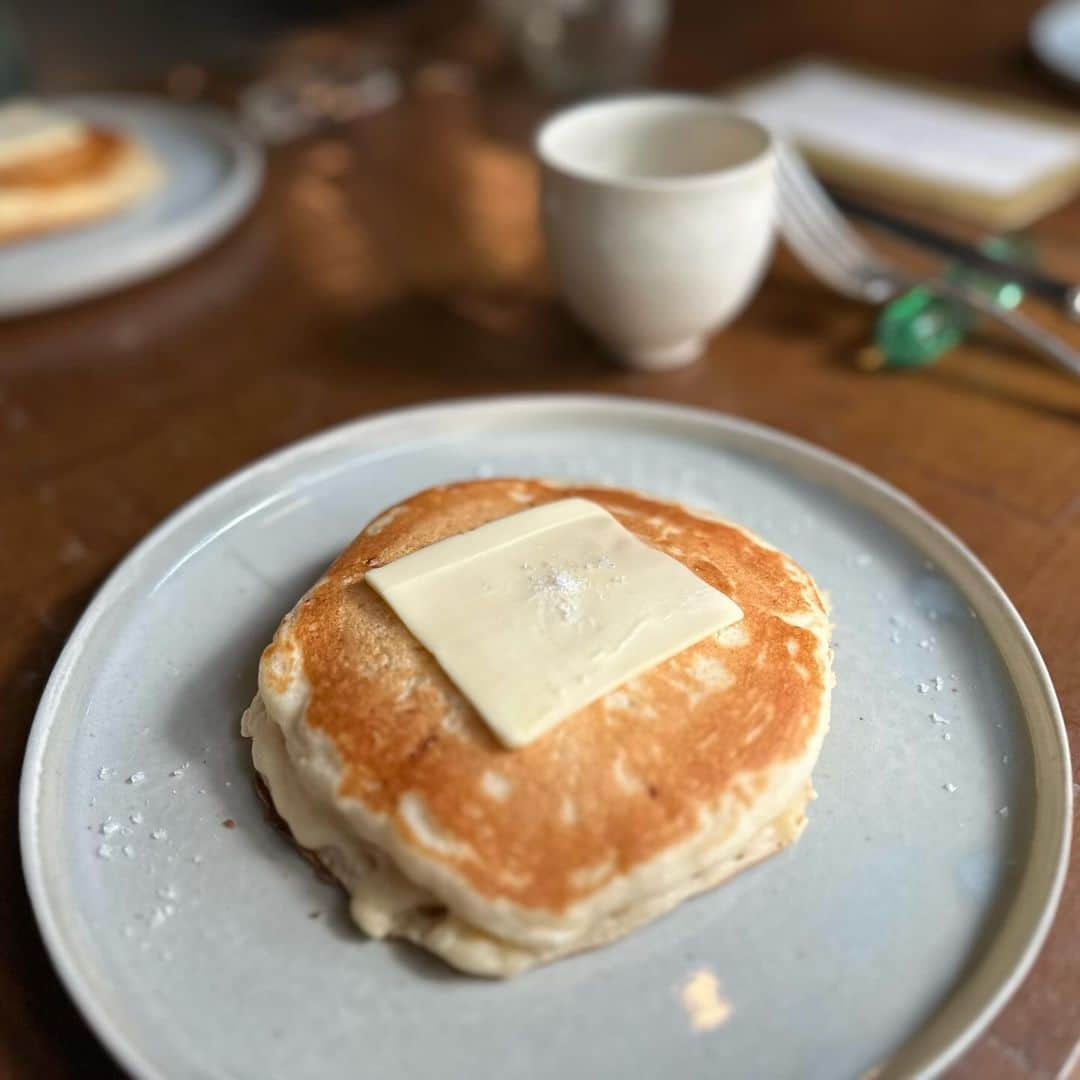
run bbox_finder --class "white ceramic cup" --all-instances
[537,95,775,370]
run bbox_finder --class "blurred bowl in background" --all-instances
[484,0,669,99]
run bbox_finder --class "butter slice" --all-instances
[366,498,742,748]
[0,103,89,170]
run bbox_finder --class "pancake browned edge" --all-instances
[241,479,833,977]
[0,126,161,245]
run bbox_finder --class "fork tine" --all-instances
[776,173,864,279]
[775,156,870,292]
[773,142,896,299]
[777,184,871,298]
[774,144,875,269]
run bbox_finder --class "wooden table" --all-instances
[1,1,1077,1075]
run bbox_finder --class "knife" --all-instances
[829,190,1080,321]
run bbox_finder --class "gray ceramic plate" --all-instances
[1031,0,1080,88]
[20,396,1071,1080]
[0,94,262,317]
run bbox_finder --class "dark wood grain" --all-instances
[1,1,1077,1076]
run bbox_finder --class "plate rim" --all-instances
[19,392,1072,1080]
[1030,0,1080,87]
[0,92,264,318]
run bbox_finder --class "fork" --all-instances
[774,142,1080,378]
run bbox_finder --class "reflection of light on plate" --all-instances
[679,968,732,1032]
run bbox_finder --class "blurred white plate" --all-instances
[1031,0,1080,86]
[20,396,1071,1079]
[0,93,262,317]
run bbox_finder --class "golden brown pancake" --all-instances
[242,479,833,975]
[0,124,161,245]
[0,127,122,187]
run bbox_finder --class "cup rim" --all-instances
[535,93,773,192]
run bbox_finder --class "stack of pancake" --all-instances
[242,479,833,976]
[0,101,161,245]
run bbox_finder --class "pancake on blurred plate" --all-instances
[242,479,833,976]
[0,101,161,245]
